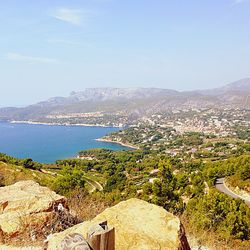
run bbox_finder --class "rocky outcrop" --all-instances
[0,180,66,236]
[0,182,190,249]
[48,198,190,250]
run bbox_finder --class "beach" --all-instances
[10,120,121,128]
[96,138,139,150]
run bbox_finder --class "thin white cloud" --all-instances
[50,8,91,26]
[5,53,59,64]
[233,0,249,4]
[47,38,93,47]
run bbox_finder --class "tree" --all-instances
[23,158,35,169]
[53,166,86,194]
[151,160,182,213]
[185,190,250,240]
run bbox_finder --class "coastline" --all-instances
[10,120,122,128]
[95,138,139,150]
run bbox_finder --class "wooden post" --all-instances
[87,221,115,250]
[0,229,3,244]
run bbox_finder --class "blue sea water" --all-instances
[0,122,128,163]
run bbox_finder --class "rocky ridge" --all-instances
[0,78,249,123]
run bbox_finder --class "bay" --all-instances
[0,122,128,163]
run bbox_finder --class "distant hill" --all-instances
[0,79,249,124]
[224,78,250,91]
[36,88,179,107]
[195,78,250,95]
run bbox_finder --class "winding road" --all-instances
[215,178,250,207]
[82,175,103,192]
[41,169,103,193]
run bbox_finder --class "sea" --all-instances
[0,122,129,163]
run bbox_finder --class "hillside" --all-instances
[0,146,249,249]
[0,79,249,126]
[0,161,54,188]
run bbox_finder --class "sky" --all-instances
[0,0,250,106]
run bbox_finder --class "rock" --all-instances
[60,233,91,250]
[48,198,190,250]
[0,180,66,235]
[0,245,42,250]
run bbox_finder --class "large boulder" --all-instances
[0,180,66,236]
[48,198,190,250]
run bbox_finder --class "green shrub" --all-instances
[53,165,86,195]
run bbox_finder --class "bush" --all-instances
[53,166,86,195]
[185,189,250,240]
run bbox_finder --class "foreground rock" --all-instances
[48,198,190,250]
[0,180,66,236]
[0,245,42,250]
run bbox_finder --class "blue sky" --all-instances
[0,0,250,106]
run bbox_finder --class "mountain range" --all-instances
[0,78,249,124]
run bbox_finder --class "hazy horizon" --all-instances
[1,0,250,106]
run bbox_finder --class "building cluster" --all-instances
[140,108,249,137]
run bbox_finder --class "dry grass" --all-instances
[67,189,110,221]
[0,190,110,248]
[0,162,54,188]
[1,208,81,248]
[181,216,250,250]
[227,175,250,193]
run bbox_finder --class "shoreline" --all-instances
[10,120,122,128]
[95,138,139,150]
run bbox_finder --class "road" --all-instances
[215,178,250,207]
[41,168,103,193]
[82,176,103,192]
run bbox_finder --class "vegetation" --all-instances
[203,155,250,186]
[0,120,249,249]
[149,160,184,214]
[185,190,250,240]
[0,153,42,170]
[53,165,86,195]
[0,160,53,188]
